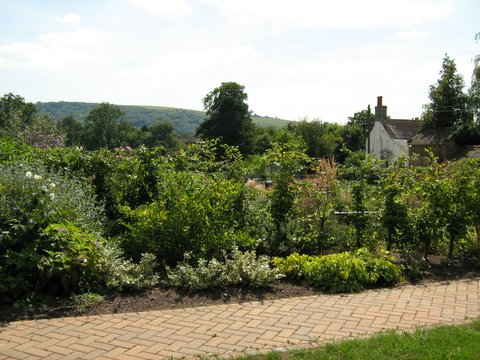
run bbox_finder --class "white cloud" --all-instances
[394,30,430,41]
[97,43,437,122]
[57,13,81,24]
[127,0,192,17]
[105,45,264,108]
[0,29,110,70]
[200,0,452,29]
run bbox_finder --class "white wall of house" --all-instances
[367,121,408,160]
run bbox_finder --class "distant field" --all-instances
[36,102,292,135]
[252,116,292,129]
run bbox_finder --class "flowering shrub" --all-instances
[166,247,284,291]
[25,130,64,148]
[0,163,106,301]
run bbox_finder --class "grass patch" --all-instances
[238,319,480,359]
[71,292,105,312]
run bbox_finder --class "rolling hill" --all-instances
[35,102,292,136]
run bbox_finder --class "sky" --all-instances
[0,0,478,123]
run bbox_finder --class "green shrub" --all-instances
[38,222,104,294]
[0,137,34,164]
[273,248,403,293]
[123,171,245,264]
[97,242,159,292]
[166,247,284,291]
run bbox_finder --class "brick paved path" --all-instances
[1,278,479,359]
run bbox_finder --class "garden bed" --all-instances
[1,258,478,324]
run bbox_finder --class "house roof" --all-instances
[381,119,420,140]
[409,127,455,146]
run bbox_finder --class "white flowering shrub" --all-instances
[0,162,106,301]
[166,247,284,291]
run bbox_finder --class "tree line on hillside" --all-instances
[0,96,179,150]
[35,102,207,136]
[0,90,374,160]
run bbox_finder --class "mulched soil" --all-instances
[1,256,479,325]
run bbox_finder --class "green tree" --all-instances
[251,126,276,154]
[141,120,178,149]
[196,82,255,154]
[82,103,125,149]
[340,124,364,154]
[420,55,470,131]
[116,121,143,148]
[469,51,480,125]
[293,120,343,159]
[59,115,83,146]
[0,93,36,135]
[347,105,375,152]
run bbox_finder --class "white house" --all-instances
[367,96,420,161]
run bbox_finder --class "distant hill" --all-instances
[35,102,292,136]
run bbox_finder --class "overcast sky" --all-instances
[0,0,478,123]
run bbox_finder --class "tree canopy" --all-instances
[469,52,480,124]
[83,103,128,149]
[420,54,470,131]
[0,93,36,134]
[196,82,255,155]
[141,120,178,149]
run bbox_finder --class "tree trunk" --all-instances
[476,224,480,249]
[424,237,430,261]
[448,231,455,259]
[386,226,393,251]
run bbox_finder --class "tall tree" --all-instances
[469,33,480,124]
[347,105,375,151]
[420,54,470,131]
[348,105,375,135]
[59,115,83,146]
[196,82,254,154]
[82,103,125,149]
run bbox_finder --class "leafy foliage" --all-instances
[166,247,283,291]
[197,82,255,154]
[38,222,104,294]
[122,171,245,264]
[0,93,36,133]
[273,249,403,293]
[97,242,159,292]
[82,103,128,149]
[0,163,106,301]
[292,120,344,159]
[421,54,471,132]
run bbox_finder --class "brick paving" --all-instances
[1,278,479,359]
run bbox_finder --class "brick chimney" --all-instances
[375,96,387,122]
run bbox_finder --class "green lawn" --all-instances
[239,319,480,360]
